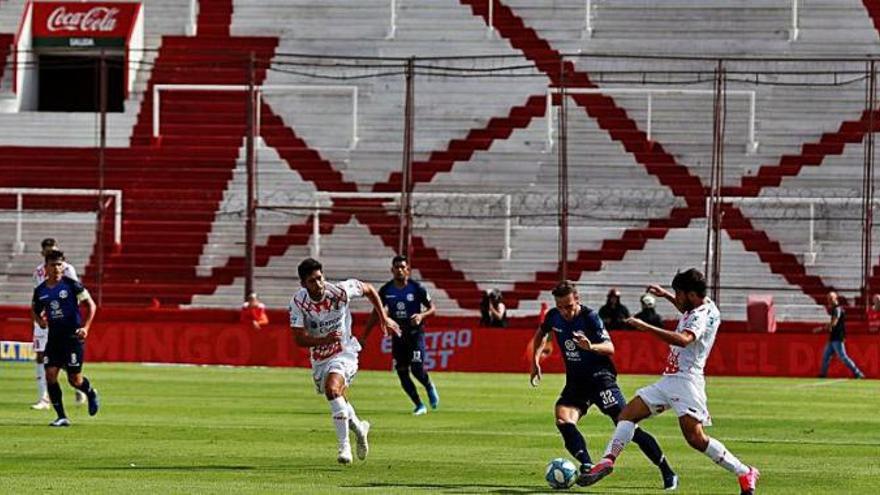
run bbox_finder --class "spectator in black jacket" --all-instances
[634,293,664,329]
[599,288,630,330]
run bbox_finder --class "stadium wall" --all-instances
[0,307,875,378]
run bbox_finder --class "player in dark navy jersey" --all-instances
[530,281,677,489]
[31,251,100,427]
[364,255,439,415]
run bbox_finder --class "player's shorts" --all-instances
[312,352,359,395]
[556,373,626,418]
[33,324,49,353]
[43,337,85,374]
[391,330,427,369]
[635,375,712,425]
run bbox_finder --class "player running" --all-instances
[363,255,439,415]
[531,281,678,490]
[582,269,759,495]
[289,258,400,464]
[31,238,87,409]
[31,250,100,427]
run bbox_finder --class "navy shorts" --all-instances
[391,331,427,368]
[43,337,85,374]
[556,378,627,419]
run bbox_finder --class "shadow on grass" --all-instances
[86,465,257,471]
[346,482,655,494]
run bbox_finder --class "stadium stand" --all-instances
[0,0,879,323]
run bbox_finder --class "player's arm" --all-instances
[573,332,615,356]
[31,289,46,329]
[362,282,401,337]
[530,317,553,386]
[75,293,97,341]
[411,299,435,326]
[626,316,695,347]
[361,309,379,345]
[647,284,685,313]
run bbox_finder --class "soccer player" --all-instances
[583,269,759,495]
[31,250,100,427]
[363,255,439,415]
[530,281,678,490]
[289,258,400,464]
[31,238,87,409]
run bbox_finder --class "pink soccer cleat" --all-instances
[578,457,614,486]
[738,466,760,495]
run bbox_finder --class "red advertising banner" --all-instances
[32,2,141,47]
[1,316,876,378]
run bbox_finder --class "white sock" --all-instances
[346,401,363,435]
[604,420,636,460]
[328,398,350,448]
[35,362,47,400]
[703,437,749,476]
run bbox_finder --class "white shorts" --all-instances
[635,375,712,426]
[312,353,358,395]
[33,325,48,353]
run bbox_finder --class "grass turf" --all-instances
[1,362,878,494]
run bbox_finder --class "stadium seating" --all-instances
[1,0,878,322]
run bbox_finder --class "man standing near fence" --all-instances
[815,291,865,379]
[30,238,87,410]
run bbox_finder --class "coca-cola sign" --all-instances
[47,6,119,33]
[32,2,141,40]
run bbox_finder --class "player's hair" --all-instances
[551,281,578,298]
[40,238,57,249]
[45,250,65,264]
[671,268,707,297]
[297,258,323,281]
[392,254,408,266]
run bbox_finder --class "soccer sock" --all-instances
[47,381,66,419]
[74,377,94,396]
[556,422,592,465]
[703,437,750,476]
[410,362,433,390]
[603,420,636,460]
[346,401,364,435]
[35,362,48,400]
[328,398,350,448]
[632,426,670,472]
[396,368,423,407]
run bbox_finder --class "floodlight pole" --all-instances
[861,60,876,313]
[399,57,415,260]
[558,57,569,282]
[705,60,725,304]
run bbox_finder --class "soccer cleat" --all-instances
[738,466,759,495]
[413,404,428,416]
[354,420,370,460]
[75,390,87,405]
[428,386,440,409]
[87,389,100,416]
[49,417,71,427]
[578,457,614,486]
[31,397,51,410]
[663,472,679,491]
[337,444,353,465]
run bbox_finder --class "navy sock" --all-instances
[75,377,94,396]
[396,368,423,407]
[632,426,671,473]
[410,362,433,390]
[47,381,66,419]
[557,422,592,465]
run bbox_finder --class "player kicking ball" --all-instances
[31,250,100,427]
[289,258,400,464]
[582,269,759,495]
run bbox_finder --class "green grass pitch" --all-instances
[1,362,878,494]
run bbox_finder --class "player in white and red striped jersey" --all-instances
[289,258,400,464]
[583,269,759,495]
[30,238,87,410]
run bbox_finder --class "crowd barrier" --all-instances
[0,307,876,378]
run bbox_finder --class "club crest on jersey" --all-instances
[406,293,414,302]
[59,290,68,299]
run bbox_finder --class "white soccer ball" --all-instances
[544,457,577,489]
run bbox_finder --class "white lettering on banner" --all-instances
[47,7,119,33]
[380,329,472,370]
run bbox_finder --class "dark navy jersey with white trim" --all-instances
[540,306,617,381]
[32,276,90,341]
[379,279,431,335]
